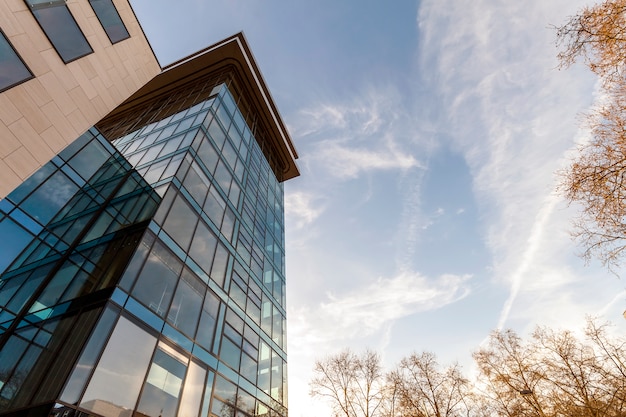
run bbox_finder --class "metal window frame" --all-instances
[0,29,34,93]
[88,0,130,44]
[24,0,93,64]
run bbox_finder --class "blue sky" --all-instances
[131,0,626,415]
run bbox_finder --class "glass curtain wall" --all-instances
[38,84,287,417]
[0,129,160,413]
[0,82,288,417]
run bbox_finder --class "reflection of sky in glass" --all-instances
[146,363,182,396]
[80,316,156,410]
[162,195,197,251]
[7,164,55,205]
[178,361,205,417]
[69,139,110,182]
[188,220,217,274]
[21,171,79,224]
[0,218,33,274]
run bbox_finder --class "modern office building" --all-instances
[0,1,298,416]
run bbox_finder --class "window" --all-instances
[136,344,188,417]
[89,0,130,43]
[25,0,92,63]
[0,30,33,92]
[80,316,157,412]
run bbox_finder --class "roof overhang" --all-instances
[98,33,299,181]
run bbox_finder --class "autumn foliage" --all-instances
[556,0,626,267]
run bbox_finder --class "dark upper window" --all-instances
[25,0,93,63]
[89,0,130,44]
[0,30,33,92]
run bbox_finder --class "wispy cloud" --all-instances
[291,86,425,181]
[285,191,327,230]
[417,0,605,330]
[321,271,471,335]
[289,271,472,350]
[313,134,423,180]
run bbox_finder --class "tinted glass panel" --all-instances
[0,31,32,91]
[89,0,130,43]
[0,218,34,273]
[167,269,203,337]
[20,168,79,225]
[162,195,198,251]
[131,241,182,317]
[60,307,118,404]
[136,346,187,417]
[80,316,156,412]
[195,290,219,350]
[178,361,205,417]
[68,139,110,181]
[27,2,92,63]
[188,220,217,275]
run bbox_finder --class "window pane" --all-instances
[60,306,118,404]
[89,0,130,43]
[195,289,219,350]
[136,347,187,417]
[80,316,157,413]
[132,241,182,317]
[213,374,236,404]
[0,31,32,91]
[21,170,79,225]
[0,218,34,274]
[188,220,217,276]
[27,2,92,63]
[167,268,203,337]
[178,361,206,417]
[220,337,240,370]
[183,163,210,206]
[162,195,198,251]
[68,138,110,182]
[210,243,228,287]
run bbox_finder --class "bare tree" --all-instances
[558,81,626,268]
[310,349,386,417]
[556,0,626,85]
[389,352,471,417]
[473,330,549,417]
[555,0,626,268]
[310,322,626,417]
[474,319,626,417]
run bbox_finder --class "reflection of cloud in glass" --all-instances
[80,317,157,412]
[21,171,79,224]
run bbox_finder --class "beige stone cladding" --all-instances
[0,0,161,198]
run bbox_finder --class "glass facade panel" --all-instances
[0,218,33,274]
[25,1,93,63]
[195,289,220,351]
[131,241,182,317]
[136,346,187,417]
[162,194,198,252]
[0,30,32,91]
[60,306,118,404]
[20,170,79,224]
[178,361,206,417]
[80,316,157,413]
[88,0,130,43]
[188,219,217,275]
[167,268,203,337]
